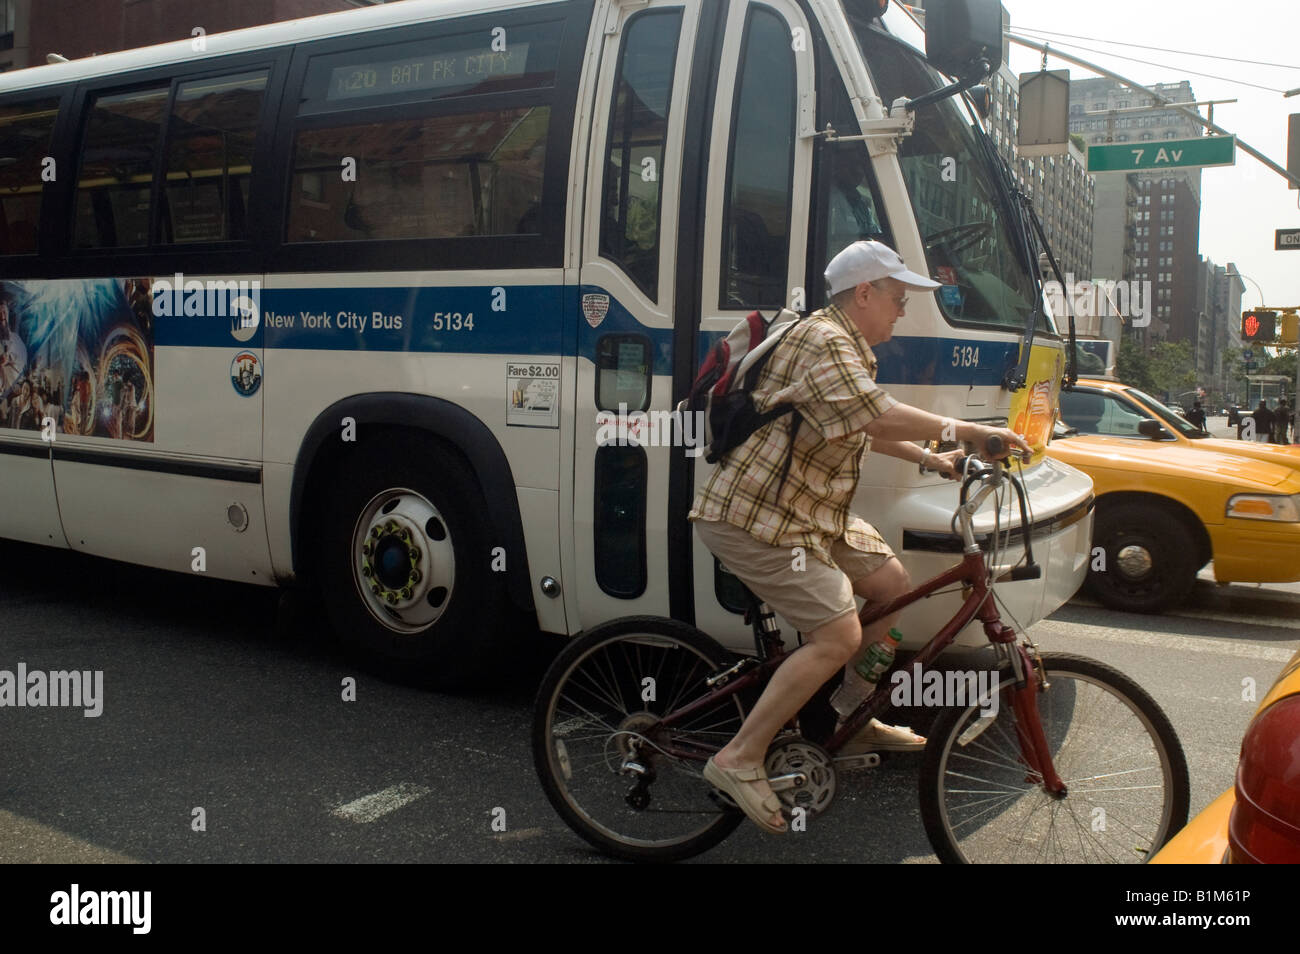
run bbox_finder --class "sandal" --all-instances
[839,717,926,755]
[703,757,787,834]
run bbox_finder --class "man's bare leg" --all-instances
[841,557,919,740]
[843,557,910,690]
[712,610,862,827]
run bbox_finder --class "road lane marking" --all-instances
[331,783,431,823]
[1033,619,1298,662]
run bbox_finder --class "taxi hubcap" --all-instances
[1115,544,1153,580]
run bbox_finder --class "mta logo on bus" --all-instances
[152,273,262,343]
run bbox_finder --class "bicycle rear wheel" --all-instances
[919,652,1189,864]
[532,617,748,862]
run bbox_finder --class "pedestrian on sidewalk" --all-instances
[1252,401,1275,443]
[1272,398,1291,443]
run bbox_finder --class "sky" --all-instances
[997,0,1300,310]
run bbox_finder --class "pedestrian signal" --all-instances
[1241,310,1277,343]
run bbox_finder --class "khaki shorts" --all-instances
[694,518,894,634]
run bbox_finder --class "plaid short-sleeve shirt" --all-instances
[688,304,898,569]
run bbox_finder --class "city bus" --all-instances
[0,0,1093,686]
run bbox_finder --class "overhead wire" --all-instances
[1011,26,1300,73]
[1013,30,1291,94]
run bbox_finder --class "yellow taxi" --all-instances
[1047,378,1300,612]
[1152,647,1300,863]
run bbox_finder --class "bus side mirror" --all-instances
[924,0,1004,80]
[1138,419,1167,439]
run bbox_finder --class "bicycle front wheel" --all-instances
[919,652,1189,864]
[532,617,749,863]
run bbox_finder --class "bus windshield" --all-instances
[848,19,1048,334]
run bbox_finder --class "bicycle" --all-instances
[532,438,1190,863]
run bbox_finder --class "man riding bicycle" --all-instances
[690,240,1029,834]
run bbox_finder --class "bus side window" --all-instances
[163,71,268,244]
[0,98,59,255]
[287,105,552,243]
[598,9,684,303]
[73,86,169,249]
[284,18,566,251]
[718,7,796,311]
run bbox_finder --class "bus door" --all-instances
[571,0,705,624]
[686,0,816,647]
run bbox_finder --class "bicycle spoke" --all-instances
[926,656,1187,865]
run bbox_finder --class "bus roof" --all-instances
[0,0,565,93]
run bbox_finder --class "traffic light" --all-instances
[1281,310,1299,346]
[1242,309,1278,343]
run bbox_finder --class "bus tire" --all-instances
[316,439,516,688]
[1086,502,1197,614]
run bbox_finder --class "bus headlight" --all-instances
[1226,494,1300,522]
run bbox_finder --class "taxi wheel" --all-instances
[316,440,516,688]
[1087,503,1197,614]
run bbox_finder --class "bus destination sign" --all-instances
[329,43,530,101]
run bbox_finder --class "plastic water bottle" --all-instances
[830,627,903,718]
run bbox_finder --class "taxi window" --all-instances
[1097,393,1156,438]
[1060,389,1152,438]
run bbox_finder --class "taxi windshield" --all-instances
[1129,388,1206,438]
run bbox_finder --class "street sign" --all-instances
[1018,70,1070,157]
[1087,135,1236,173]
[1277,228,1300,250]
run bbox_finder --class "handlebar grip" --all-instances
[985,433,1005,457]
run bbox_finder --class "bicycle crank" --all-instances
[764,737,837,820]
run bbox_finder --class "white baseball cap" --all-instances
[824,240,941,297]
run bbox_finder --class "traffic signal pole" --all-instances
[1006,33,1300,190]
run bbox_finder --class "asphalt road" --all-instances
[1,537,1296,864]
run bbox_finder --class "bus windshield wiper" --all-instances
[968,119,1068,392]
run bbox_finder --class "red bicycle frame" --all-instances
[656,548,1067,795]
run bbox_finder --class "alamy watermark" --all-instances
[50,884,150,934]
[151,272,261,341]
[1044,273,1151,328]
[890,664,1000,716]
[595,404,706,456]
[0,663,103,717]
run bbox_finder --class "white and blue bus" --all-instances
[0,0,1092,686]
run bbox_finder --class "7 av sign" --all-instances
[1087,135,1236,173]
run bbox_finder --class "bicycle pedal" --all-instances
[832,753,882,771]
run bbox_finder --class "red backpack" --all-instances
[678,308,804,493]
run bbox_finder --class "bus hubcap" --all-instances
[352,488,455,632]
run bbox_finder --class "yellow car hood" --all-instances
[1049,434,1298,489]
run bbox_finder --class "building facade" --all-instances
[989,62,1095,286]
[1070,77,1213,359]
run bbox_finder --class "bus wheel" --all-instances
[317,441,514,688]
